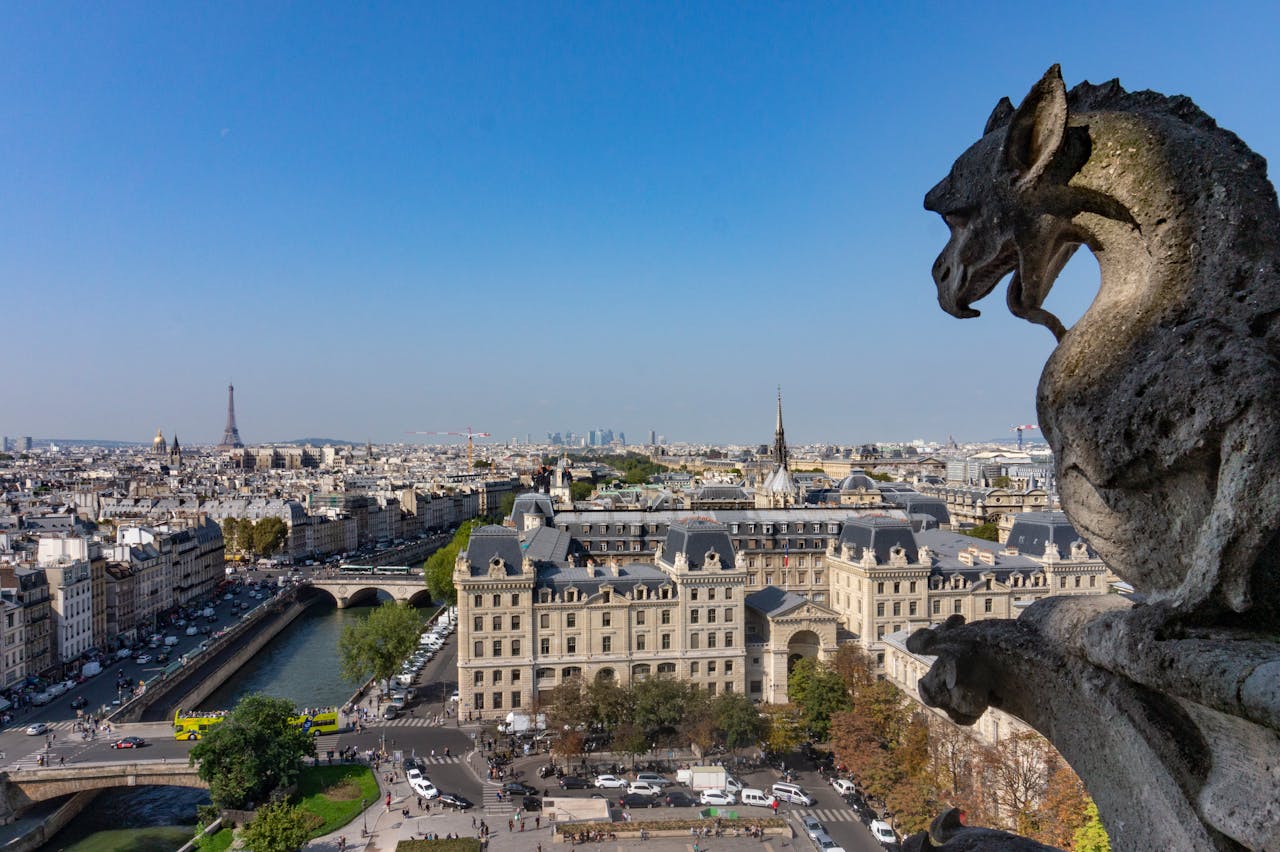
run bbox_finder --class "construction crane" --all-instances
[1010,424,1039,451]
[406,426,492,468]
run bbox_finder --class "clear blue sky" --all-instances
[4,2,1277,446]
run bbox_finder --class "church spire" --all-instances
[773,386,789,469]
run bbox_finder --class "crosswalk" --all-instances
[374,716,453,728]
[795,807,862,823]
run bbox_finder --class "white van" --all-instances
[739,788,777,808]
[771,782,816,806]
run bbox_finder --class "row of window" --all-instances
[473,629,741,658]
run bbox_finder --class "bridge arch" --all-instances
[5,765,209,810]
[342,587,391,608]
[406,588,435,608]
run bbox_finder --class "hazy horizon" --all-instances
[5,3,1277,445]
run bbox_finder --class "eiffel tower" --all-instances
[219,383,244,449]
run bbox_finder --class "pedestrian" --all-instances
[508,819,514,833]
[386,792,392,812]
[536,816,541,829]
[59,755,64,766]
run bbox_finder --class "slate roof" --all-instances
[535,561,671,598]
[839,516,919,564]
[510,492,556,531]
[520,524,573,563]
[461,525,525,576]
[879,491,951,526]
[916,529,1044,581]
[661,519,737,570]
[745,586,809,618]
[1005,511,1092,558]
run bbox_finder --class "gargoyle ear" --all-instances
[1002,64,1067,186]
[984,97,1015,135]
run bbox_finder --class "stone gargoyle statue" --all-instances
[909,66,1280,851]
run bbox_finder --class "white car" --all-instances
[627,781,663,796]
[407,768,440,799]
[724,775,743,794]
[594,775,627,789]
[870,820,898,844]
[25,722,49,736]
[699,789,736,806]
[135,654,152,665]
[814,833,847,852]
[831,778,857,797]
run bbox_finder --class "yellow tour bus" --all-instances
[173,707,341,740]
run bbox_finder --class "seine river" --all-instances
[42,601,378,852]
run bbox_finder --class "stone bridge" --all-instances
[303,574,434,609]
[1,760,207,818]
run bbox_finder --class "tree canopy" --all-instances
[188,694,316,809]
[422,520,483,604]
[240,800,313,852]
[338,601,423,691]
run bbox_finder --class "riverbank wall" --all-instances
[0,791,98,852]
[109,590,318,724]
[169,596,321,714]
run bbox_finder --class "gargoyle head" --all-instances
[924,65,1078,341]
[906,616,996,726]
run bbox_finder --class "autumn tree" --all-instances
[714,692,766,754]
[975,731,1056,836]
[1032,763,1090,849]
[1073,800,1111,852]
[760,703,805,755]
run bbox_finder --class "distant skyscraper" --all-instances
[219,383,245,449]
[20,437,32,452]
[1,437,9,452]
[649,429,656,445]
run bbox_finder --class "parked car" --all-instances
[663,791,697,808]
[25,723,49,736]
[634,772,672,788]
[627,781,663,796]
[558,776,589,790]
[870,820,899,845]
[831,778,857,797]
[699,789,736,806]
[111,736,147,749]
[591,772,627,788]
[618,792,661,809]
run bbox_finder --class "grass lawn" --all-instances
[194,827,234,852]
[295,763,380,837]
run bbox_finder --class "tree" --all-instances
[962,521,1000,542]
[498,491,517,521]
[975,731,1056,836]
[632,677,693,744]
[422,520,482,605]
[787,659,850,740]
[189,694,316,809]
[832,643,876,695]
[1072,800,1111,852]
[570,480,595,501]
[992,475,1012,488]
[714,692,766,754]
[252,517,289,557]
[760,703,805,755]
[239,800,313,852]
[545,675,588,732]
[1033,764,1090,849]
[611,722,650,768]
[338,601,423,692]
[472,459,492,469]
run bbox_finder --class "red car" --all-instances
[111,736,147,749]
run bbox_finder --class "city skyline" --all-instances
[4,3,1277,444]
